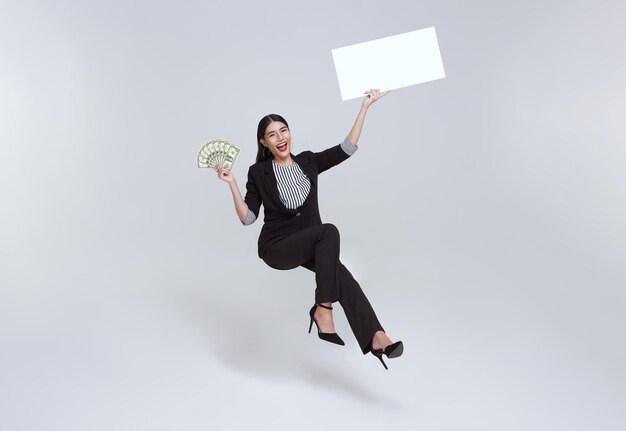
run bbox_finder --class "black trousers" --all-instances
[261,223,384,354]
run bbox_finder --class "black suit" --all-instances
[244,143,384,354]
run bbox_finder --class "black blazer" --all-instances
[244,143,351,259]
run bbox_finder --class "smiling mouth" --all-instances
[277,142,288,151]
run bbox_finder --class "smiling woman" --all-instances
[256,114,293,164]
[214,89,403,369]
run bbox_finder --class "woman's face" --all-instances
[260,121,291,161]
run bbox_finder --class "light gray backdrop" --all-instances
[1,0,625,430]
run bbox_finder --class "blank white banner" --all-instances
[331,26,446,101]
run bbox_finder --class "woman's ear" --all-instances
[260,139,266,146]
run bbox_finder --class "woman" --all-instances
[215,89,403,369]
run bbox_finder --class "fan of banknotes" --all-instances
[197,138,240,171]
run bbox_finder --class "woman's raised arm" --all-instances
[347,88,390,146]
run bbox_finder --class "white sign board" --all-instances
[331,27,446,101]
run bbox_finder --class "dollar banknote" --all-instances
[222,145,240,171]
[197,139,240,170]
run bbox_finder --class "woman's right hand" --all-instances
[215,165,235,184]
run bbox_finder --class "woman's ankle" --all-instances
[371,331,391,350]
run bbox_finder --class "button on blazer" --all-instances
[244,143,351,259]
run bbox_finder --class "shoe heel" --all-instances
[307,303,345,346]
[372,350,388,370]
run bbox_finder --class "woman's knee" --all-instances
[322,223,340,239]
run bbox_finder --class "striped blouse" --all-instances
[242,137,357,225]
[273,160,311,209]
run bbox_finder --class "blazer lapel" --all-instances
[263,158,291,213]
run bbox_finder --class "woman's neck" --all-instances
[272,155,293,167]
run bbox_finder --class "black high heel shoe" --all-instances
[370,341,404,370]
[308,303,345,346]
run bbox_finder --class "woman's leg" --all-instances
[302,259,385,354]
[263,223,344,335]
[262,223,342,303]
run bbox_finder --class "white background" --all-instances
[1,1,625,430]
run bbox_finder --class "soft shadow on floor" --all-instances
[147,274,404,408]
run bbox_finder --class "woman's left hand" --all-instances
[362,88,390,109]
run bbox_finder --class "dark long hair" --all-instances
[256,114,289,163]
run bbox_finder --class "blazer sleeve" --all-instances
[311,139,353,174]
[243,166,262,219]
